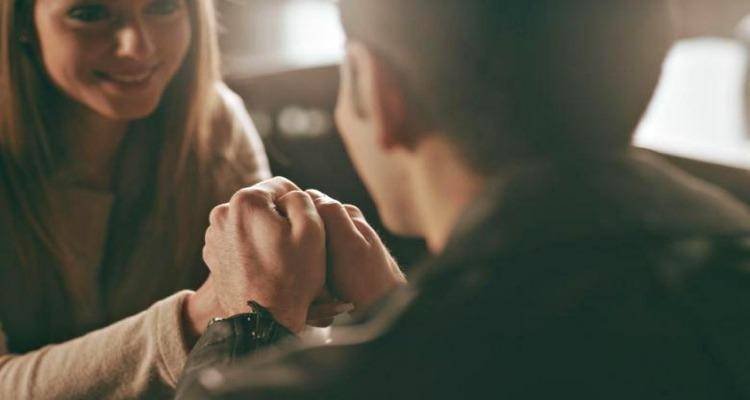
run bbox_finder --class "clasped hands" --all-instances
[193,177,406,334]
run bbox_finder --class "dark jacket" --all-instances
[177,150,750,399]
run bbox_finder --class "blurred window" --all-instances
[219,0,344,78]
[635,37,750,169]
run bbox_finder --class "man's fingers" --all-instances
[227,177,302,220]
[202,226,216,269]
[276,190,323,238]
[228,190,291,229]
[209,203,228,226]
[306,189,331,203]
[307,193,375,244]
[309,192,366,243]
[343,204,379,243]
[202,244,215,272]
[343,204,365,220]
[249,177,301,201]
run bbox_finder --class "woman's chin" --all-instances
[93,102,161,122]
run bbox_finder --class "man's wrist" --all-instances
[200,302,295,355]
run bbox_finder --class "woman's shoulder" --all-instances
[210,82,252,137]
[207,82,272,192]
[215,81,246,113]
[209,82,261,148]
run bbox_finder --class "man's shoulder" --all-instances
[177,234,750,400]
[428,233,750,302]
[401,233,750,396]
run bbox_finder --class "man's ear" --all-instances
[347,42,412,152]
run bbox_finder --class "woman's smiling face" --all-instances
[33,0,192,121]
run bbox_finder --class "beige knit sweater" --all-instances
[0,180,193,399]
[0,290,193,399]
[0,83,270,399]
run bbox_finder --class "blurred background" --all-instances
[214,0,750,267]
[216,0,428,267]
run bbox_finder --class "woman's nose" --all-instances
[114,19,156,61]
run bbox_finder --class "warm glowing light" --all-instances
[223,0,345,78]
[279,0,345,65]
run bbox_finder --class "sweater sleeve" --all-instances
[0,291,193,400]
[0,323,6,355]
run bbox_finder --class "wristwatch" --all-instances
[176,302,294,398]
[207,301,292,353]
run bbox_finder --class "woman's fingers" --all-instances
[307,301,354,323]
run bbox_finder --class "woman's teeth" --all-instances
[107,71,152,83]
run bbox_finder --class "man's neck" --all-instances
[409,138,487,254]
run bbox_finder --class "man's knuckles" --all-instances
[306,188,331,201]
[315,199,348,221]
[253,176,300,198]
[203,226,213,246]
[230,187,271,211]
[296,218,325,242]
[343,204,364,219]
[350,218,377,242]
[208,204,228,226]
[278,190,315,210]
[201,245,214,269]
[317,202,367,229]
[279,191,325,230]
[268,176,300,192]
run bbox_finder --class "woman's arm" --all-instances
[0,291,193,400]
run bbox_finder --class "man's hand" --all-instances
[202,177,327,333]
[308,190,407,311]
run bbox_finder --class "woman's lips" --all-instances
[94,65,159,88]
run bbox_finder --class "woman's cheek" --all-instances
[155,18,192,73]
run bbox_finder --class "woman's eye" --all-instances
[146,0,182,16]
[67,5,110,23]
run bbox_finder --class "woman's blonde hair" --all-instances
[0,0,228,337]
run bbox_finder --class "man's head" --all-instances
[334,0,673,235]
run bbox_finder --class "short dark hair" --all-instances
[339,0,673,173]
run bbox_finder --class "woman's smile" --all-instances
[93,64,160,91]
[34,0,192,120]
